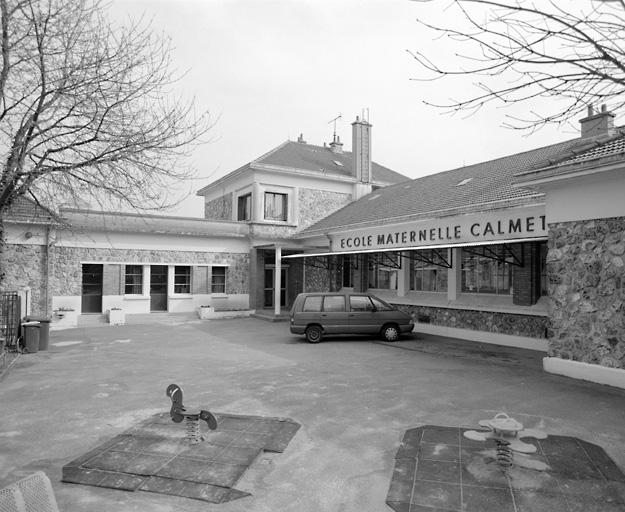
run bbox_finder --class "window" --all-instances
[342,255,354,288]
[368,254,400,290]
[303,296,323,312]
[350,295,375,311]
[461,245,513,295]
[124,265,143,294]
[323,295,345,312]
[211,266,226,293]
[410,250,448,292]
[174,266,191,294]
[264,192,288,221]
[539,241,548,297]
[237,193,251,221]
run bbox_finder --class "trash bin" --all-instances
[22,321,40,353]
[26,316,51,351]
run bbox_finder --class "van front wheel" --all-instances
[382,324,399,342]
[305,325,323,344]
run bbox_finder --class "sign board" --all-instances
[331,206,547,252]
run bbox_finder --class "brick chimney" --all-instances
[329,134,343,153]
[351,116,372,182]
[297,133,306,143]
[579,104,615,139]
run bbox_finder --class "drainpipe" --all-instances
[44,226,56,316]
[44,225,50,315]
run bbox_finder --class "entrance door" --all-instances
[150,265,168,311]
[264,267,287,308]
[81,264,103,313]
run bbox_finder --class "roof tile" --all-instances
[300,136,590,235]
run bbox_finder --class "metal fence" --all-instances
[1,292,21,352]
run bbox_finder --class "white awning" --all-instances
[281,236,548,259]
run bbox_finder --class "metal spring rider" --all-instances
[464,413,546,470]
[166,384,218,444]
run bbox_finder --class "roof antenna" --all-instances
[328,113,342,142]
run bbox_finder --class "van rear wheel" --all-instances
[382,324,399,342]
[305,325,323,343]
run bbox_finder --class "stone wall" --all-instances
[204,193,233,221]
[547,217,625,368]
[52,247,249,296]
[0,243,47,315]
[304,264,331,292]
[297,188,351,230]
[395,304,548,338]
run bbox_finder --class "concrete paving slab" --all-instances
[386,425,625,511]
[61,412,299,503]
[1,318,624,511]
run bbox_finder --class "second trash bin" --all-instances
[26,316,51,350]
[22,321,40,353]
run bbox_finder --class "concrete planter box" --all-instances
[198,306,215,320]
[108,309,125,325]
[51,309,78,330]
[198,306,251,320]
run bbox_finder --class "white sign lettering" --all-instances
[331,206,547,252]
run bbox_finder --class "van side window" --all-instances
[323,295,346,312]
[350,296,375,311]
[303,296,323,312]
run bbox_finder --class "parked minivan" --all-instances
[289,292,414,343]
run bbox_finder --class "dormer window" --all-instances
[264,192,288,221]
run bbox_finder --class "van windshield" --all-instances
[370,296,394,311]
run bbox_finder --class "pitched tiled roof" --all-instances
[3,196,59,224]
[298,136,592,236]
[197,140,408,195]
[515,131,625,183]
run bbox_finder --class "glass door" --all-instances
[150,265,168,311]
[81,264,103,313]
[263,267,287,308]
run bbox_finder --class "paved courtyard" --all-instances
[1,317,624,511]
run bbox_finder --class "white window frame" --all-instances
[257,184,295,225]
[211,266,227,294]
[234,185,254,222]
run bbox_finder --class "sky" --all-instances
[110,0,574,218]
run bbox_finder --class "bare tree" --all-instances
[0,0,211,225]
[410,0,625,130]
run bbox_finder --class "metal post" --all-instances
[274,246,282,316]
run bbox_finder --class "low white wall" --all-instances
[52,293,250,314]
[543,357,625,390]
[414,322,548,352]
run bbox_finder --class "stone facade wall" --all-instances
[204,193,233,221]
[250,224,299,240]
[395,304,548,338]
[52,247,249,296]
[547,217,625,368]
[0,243,47,315]
[304,264,331,292]
[297,188,351,230]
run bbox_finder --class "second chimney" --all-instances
[352,116,372,183]
[579,104,615,139]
